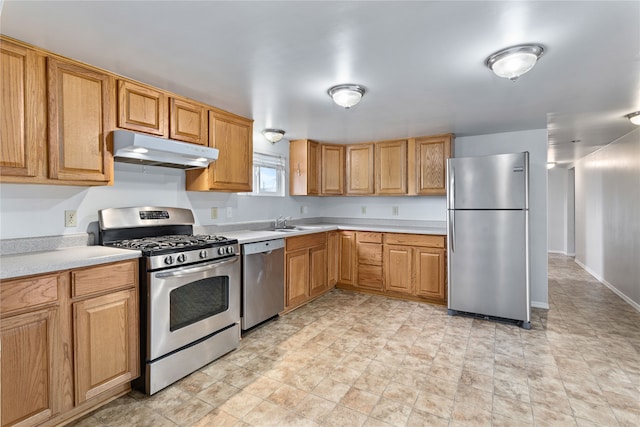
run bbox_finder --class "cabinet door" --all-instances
[170,97,207,145]
[327,231,339,286]
[307,141,320,195]
[74,288,139,404]
[117,80,168,136]
[384,245,412,294]
[48,58,114,182]
[0,40,45,179]
[207,110,253,192]
[415,135,452,195]
[346,143,374,195]
[414,247,446,301]
[338,231,357,285]
[376,140,407,194]
[309,245,327,297]
[285,248,309,308]
[1,307,58,427]
[321,144,344,195]
[289,139,320,196]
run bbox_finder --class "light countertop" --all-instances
[0,224,445,280]
[1,246,141,280]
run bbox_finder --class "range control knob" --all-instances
[199,250,208,259]
[177,254,186,263]
[218,247,225,255]
[164,255,174,265]
[226,246,234,254]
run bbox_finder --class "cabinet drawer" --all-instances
[357,264,383,289]
[0,273,60,315]
[72,260,137,298]
[358,242,382,265]
[356,232,382,243]
[384,233,445,248]
[286,233,326,252]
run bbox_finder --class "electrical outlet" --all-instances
[392,206,399,216]
[361,206,367,215]
[210,207,218,219]
[65,210,77,227]
[226,207,233,218]
[300,205,308,214]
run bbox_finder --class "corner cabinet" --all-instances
[0,259,139,427]
[48,57,115,183]
[289,139,320,195]
[186,110,253,192]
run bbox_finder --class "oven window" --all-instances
[169,276,229,331]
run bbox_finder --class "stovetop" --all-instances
[107,234,232,252]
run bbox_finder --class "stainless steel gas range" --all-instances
[98,206,240,395]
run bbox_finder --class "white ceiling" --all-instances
[2,1,639,166]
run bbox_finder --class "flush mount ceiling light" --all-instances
[328,84,366,109]
[485,44,545,81]
[262,129,286,143]
[625,111,640,125]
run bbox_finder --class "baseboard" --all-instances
[531,301,549,309]
[566,252,575,257]
[574,259,640,313]
[547,250,566,254]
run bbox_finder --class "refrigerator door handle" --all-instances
[449,210,455,253]
[449,165,455,209]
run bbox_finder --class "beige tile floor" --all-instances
[73,255,640,426]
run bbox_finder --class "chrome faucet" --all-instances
[275,216,291,229]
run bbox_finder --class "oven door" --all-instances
[147,254,240,361]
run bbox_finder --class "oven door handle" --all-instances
[155,256,239,278]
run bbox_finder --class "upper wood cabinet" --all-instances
[48,57,114,183]
[321,144,344,195]
[185,110,253,192]
[170,97,207,145]
[0,39,46,179]
[289,139,320,195]
[375,140,407,195]
[346,143,374,195]
[117,80,168,136]
[414,134,452,195]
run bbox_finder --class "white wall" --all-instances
[574,128,640,309]
[547,167,568,253]
[455,129,549,309]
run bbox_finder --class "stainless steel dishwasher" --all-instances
[241,239,285,330]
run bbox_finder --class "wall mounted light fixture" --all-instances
[262,129,286,143]
[486,44,545,81]
[328,84,366,109]
[625,111,640,125]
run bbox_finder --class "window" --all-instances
[250,152,285,197]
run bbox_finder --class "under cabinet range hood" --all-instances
[112,130,218,169]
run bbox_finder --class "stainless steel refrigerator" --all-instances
[446,152,531,329]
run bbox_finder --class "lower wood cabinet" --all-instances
[338,231,356,285]
[285,233,330,311]
[356,232,383,291]
[327,231,339,286]
[0,259,139,427]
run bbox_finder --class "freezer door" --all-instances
[448,209,530,322]
[447,152,528,210]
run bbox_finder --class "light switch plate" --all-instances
[392,206,399,216]
[361,206,367,215]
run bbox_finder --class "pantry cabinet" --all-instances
[321,144,345,195]
[375,140,407,194]
[346,143,375,195]
[414,134,452,195]
[285,233,328,310]
[48,57,114,183]
[0,259,139,427]
[185,110,253,192]
[0,39,46,179]
[289,139,321,195]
